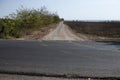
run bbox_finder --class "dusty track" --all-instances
[42,22,85,41]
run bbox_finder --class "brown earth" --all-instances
[17,22,89,41]
[42,21,88,41]
[17,23,58,40]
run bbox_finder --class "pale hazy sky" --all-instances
[0,0,120,20]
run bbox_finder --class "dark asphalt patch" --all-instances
[0,40,120,78]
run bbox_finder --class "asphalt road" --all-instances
[0,40,120,78]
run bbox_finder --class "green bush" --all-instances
[0,7,60,39]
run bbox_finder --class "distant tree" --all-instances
[61,18,64,21]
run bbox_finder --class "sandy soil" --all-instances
[42,22,87,41]
[17,22,88,41]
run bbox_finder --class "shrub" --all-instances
[0,7,60,38]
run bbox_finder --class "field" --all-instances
[64,21,120,41]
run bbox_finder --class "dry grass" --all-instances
[17,23,58,40]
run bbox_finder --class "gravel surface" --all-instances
[0,74,87,80]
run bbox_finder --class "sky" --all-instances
[0,0,120,20]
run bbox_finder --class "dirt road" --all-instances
[42,21,85,41]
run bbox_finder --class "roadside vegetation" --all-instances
[65,21,120,41]
[0,7,60,39]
